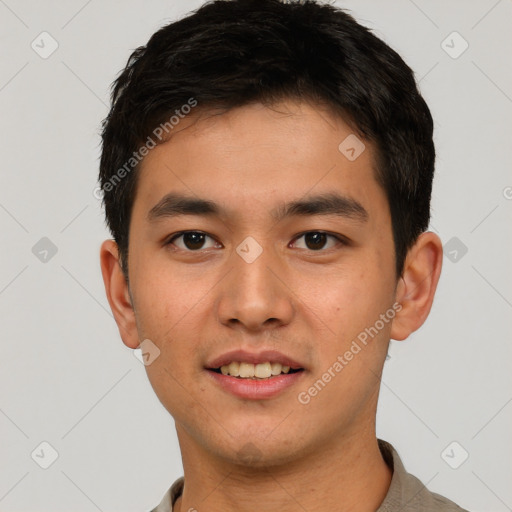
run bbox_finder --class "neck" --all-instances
[173,424,392,512]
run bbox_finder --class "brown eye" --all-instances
[292,231,342,251]
[168,231,219,251]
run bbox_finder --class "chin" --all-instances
[227,443,302,469]
[213,430,308,469]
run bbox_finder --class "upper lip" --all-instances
[206,349,305,370]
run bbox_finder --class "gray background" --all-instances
[1,0,511,511]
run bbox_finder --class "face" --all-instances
[119,100,400,466]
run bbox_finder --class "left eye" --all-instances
[291,231,342,251]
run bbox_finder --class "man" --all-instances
[98,0,468,510]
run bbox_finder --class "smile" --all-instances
[211,361,303,379]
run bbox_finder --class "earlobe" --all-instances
[390,231,443,341]
[99,240,140,349]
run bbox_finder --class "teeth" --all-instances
[239,362,255,378]
[255,362,272,378]
[217,361,297,379]
[228,361,240,377]
[270,362,282,376]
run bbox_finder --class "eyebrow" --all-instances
[147,192,368,223]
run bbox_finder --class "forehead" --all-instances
[132,100,387,224]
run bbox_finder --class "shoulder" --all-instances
[400,472,470,511]
[377,439,470,512]
[148,476,184,512]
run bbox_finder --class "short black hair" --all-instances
[98,0,435,280]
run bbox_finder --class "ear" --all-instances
[99,239,140,349]
[391,231,443,341]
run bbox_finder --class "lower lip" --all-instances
[206,370,304,400]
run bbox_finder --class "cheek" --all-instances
[133,262,196,327]
[318,266,377,317]
[308,264,394,355]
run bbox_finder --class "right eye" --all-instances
[166,231,222,251]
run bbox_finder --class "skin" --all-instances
[100,99,443,512]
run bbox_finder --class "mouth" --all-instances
[208,361,304,379]
[205,350,306,400]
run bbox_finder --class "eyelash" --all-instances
[165,230,347,253]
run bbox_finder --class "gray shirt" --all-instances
[149,439,469,511]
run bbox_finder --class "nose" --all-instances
[215,239,295,333]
